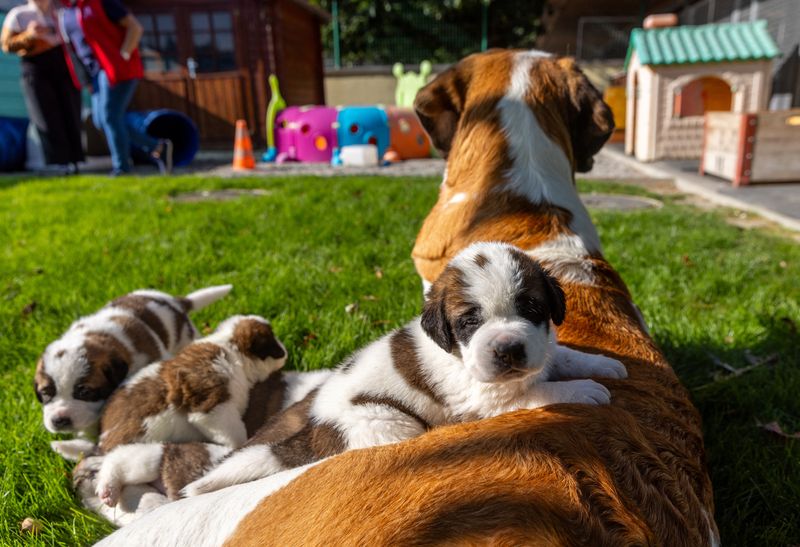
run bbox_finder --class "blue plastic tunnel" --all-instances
[125,109,199,167]
[0,117,28,172]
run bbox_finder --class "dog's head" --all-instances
[421,242,565,383]
[413,49,613,172]
[35,332,131,434]
[216,315,288,377]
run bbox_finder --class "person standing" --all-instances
[1,0,84,173]
[58,0,172,175]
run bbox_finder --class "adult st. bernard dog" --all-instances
[98,49,718,547]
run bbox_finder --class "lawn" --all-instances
[1,173,798,546]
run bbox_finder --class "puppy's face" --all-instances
[35,334,129,434]
[421,242,565,383]
[217,315,288,374]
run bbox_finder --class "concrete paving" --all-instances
[601,144,800,232]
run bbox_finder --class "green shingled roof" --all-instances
[624,20,780,69]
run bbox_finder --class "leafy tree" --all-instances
[310,0,545,66]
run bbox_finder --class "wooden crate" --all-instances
[701,110,800,186]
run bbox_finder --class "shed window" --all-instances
[673,76,732,118]
[139,13,179,73]
[190,11,236,73]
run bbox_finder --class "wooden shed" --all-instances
[127,0,329,146]
[624,20,780,162]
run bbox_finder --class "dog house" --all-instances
[624,20,779,161]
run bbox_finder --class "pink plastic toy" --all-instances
[275,106,338,163]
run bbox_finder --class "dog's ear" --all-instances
[233,318,286,361]
[542,270,566,326]
[558,58,614,173]
[413,62,470,157]
[420,287,454,353]
[101,355,129,389]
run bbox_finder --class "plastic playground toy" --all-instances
[383,106,431,162]
[335,106,390,161]
[262,75,287,162]
[275,106,338,163]
[392,60,432,108]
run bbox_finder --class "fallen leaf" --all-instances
[302,332,318,347]
[345,303,358,314]
[361,295,378,301]
[21,301,37,317]
[779,260,788,269]
[681,254,694,267]
[329,266,343,274]
[374,268,384,279]
[20,518,42,535]
[758,421,800,440]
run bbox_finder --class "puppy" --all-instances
[87,369,332,514]
[184,242,627,496]
[35,285,232,435]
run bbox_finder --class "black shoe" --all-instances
[153,139,174,175]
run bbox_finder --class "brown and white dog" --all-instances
[97,49,718,547]
[70,368,332,527]
[35,285,232,435]
[183,242,625,497]
[91,315,287,506]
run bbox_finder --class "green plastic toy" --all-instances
[262,74,287,162]
[392,61,432,108]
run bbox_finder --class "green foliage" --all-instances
[0,174,798,545]
[310,0,545,66]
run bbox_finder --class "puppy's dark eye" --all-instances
[34,382,55,404]
[73,385,101,401]
[516,295,547,324]
[457,309,481,329]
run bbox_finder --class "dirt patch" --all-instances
[170,189,272,203]
[582,193,663,211]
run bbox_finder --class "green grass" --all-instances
[1,174,798,545]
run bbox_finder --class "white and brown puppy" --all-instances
[94,315,287,506]
[87,369,331,516]
[35,285,232,435]
[184,242,626,496]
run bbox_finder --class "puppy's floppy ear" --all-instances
[542,270,566,326]
[233,319,286,360]
[420,287,454,353]
[558,57,614,173]
[413,61,470,157]
[103,355,129,388]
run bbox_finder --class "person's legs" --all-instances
[21,63,69,165]
[96,70,136,173]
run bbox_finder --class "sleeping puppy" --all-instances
[35,285,232,436]
[61,369,331,526]
[92,315,287,506]
[184,242,627,496]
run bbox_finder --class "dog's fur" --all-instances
[69,370,331,526]
[35,285,232,435]
[97,49,718,547]
[183,242,625,497]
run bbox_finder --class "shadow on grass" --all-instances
[657,316,800,547]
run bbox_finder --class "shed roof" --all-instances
[624,20,780,69]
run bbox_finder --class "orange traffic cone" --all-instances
[232,120,255,170]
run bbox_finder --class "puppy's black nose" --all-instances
[493,342,526,368]
[52,416,72,430]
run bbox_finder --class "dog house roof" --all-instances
[624,20,780,69]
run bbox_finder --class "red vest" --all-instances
[64,0,143,87]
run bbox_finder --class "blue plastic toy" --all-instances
[335,106,390,161]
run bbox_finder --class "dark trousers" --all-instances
[21,47,85,165]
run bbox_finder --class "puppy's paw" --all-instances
[97,482,120,507]
[587,355,628,379]
[180,480,206,498]
[564,379,611,405]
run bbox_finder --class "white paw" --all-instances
[587,355,628,379]
[180,479,208,498]
[564,379,611,405]
[97,481,120,507]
